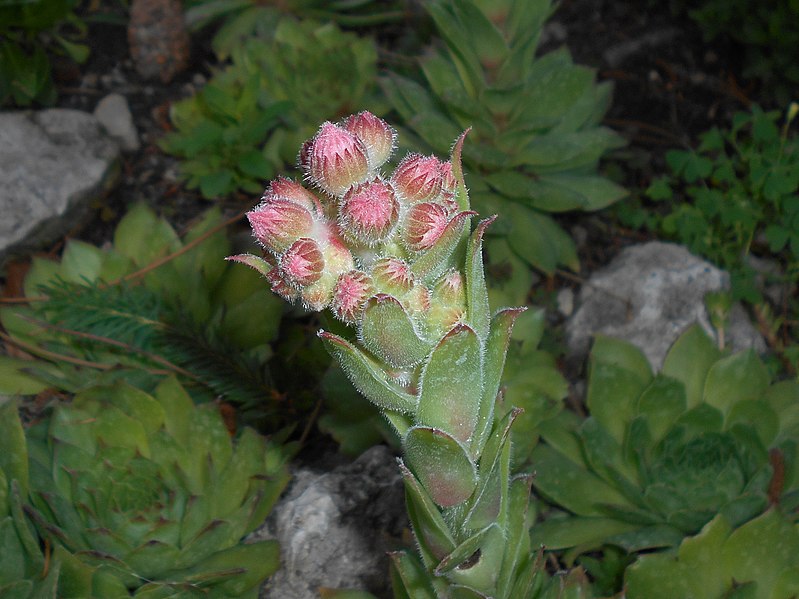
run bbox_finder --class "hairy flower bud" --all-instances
[404,201,450,252]
[298,236,355,311]
[339,178,399,246]
[279,238,324,288]
[266,267,300,302]
[428,270,466,333]
[371,257,414,295]
[343,111,396,170]
[305,122,369,196]
[247,199,315,254]
[391,154,443,204]
[332,270,374,323]
[433,270,465,305]
[403,282,431,316]
[264,176,323,215]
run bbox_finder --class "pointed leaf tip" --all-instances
[451,128,472,158]
[439,321,477,344]
[319,330,417,413]
[477,214,498,231]
[225,253,273,278]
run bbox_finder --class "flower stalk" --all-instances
[231,112,590,597]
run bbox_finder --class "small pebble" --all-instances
[557,288,574,317]
[94,93,140,152]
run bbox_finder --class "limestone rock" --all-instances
[94,93,140,152]
[0,109,120,263]
[567,242,766,369]
[251,445,406,598]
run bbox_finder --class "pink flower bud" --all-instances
[371,257,414,295]
[297,237,354,312]
[434,270,465,303]
[429,270,465,332]
[332,269,374,323]
[403,283,431,315]
[343,111,396,170]
[264,176,323,215]
[305,122,369,196]
[339,179,399,246]
[247,199,315,254]
[391,154,443,204]
[322,233,356,277]
[404,201,450,252]
[279,238,325,288]
[266,267,300,302]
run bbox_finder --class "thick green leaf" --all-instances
[579,417,639,490]
[496,474,536,597]
[359,295,431,368]
[465,408,519,530]
[444,524,506,594]
[389,551,439,599]
[425,1,484,97]
[417,324,483,443]
[113,203,181,267]
[587,336,652,443]
[662,325,722,409]
[59,240,105,283]
[726,399,779,447]
[398,461,456,561]
[703,350,770,415]
[538,174,628,211]
[319,590,380,599]
[464,216,494,341]
[624,514,731,599]
[721,508,799,593]
[0,357,50,396]
[471,307,525,455]
[410,211,474,284]
[635,375,688,447]
[530,516,639,551]
[180,541,279,596]
[530,444,631,517]
[482,171,585,212]
[435,524,498,574]
[319,331,417,414]
[501,201,578,273]
[403,426,478,508]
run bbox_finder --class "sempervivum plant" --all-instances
[624,508,799,599]
[0,377,290,598]
[383,0,626,281]
[230,111,592,597]
[530,326,799,569]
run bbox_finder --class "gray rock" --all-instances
[0,109,120,263]
[567,242,766,370]
[94,93,140,151]
[251,445,406,599]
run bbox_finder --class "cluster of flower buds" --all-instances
[229,111,473,335]
[232,113,535,595]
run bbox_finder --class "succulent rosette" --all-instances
[0,378,290,598]
[230,112,592,597]
[530,326,799,568]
